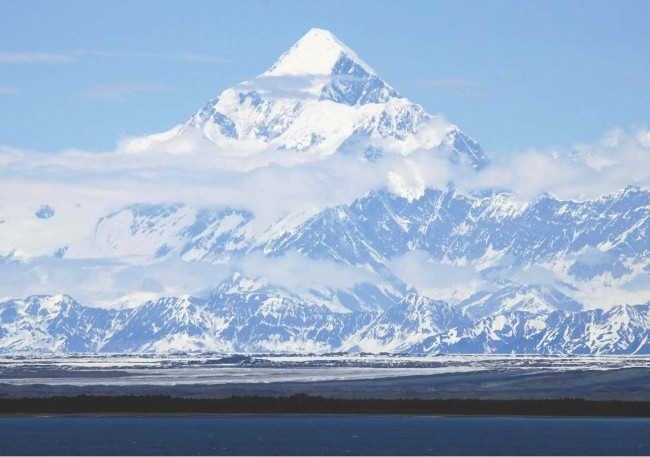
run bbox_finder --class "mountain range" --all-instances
[0,28,648,354]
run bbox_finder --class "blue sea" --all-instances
[0,415,649,455]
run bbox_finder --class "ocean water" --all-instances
[0,415,649,456]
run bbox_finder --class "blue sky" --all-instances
[0,0,648,154]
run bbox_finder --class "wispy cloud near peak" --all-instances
[421,77,483,96]
[0,50,227,65]
[77,51,228,64]
[79,83,167,100]
[0,86,19,94]
[0,52,75,64]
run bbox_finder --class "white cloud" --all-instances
[389,251,485,302]
[0,86,19,94]
[236,250,378,291]
[79,83,167,100]
[0,50,226,65]
[462,127,650,200]
[510,264,562,288]
[637,130,650,148]
[0,52,75,64]
[75,50,227,63]
[0,126,648,307]
[0,257,231,307]
[0,127,648,256]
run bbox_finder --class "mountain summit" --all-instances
[259,27,401,107]
[264,28,376,77]
[127,28,488,168]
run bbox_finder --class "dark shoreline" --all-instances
[2,394,650,418]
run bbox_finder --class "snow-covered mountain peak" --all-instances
[264,28,375,77]
[123,28,488,169]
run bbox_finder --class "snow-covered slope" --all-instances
[265,187,648,278]
[343,293,472,352]
[459,285,582,319]
[2,293,649,354]
[412,304,650,355]
[101,296,234,353]
[125,28,488,169]
[0,295,115,352]
[94,204,254,263]
[86,186,648,313]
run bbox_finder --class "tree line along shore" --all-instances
[0,394,650,417]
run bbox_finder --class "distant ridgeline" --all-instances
[0,29,648,354]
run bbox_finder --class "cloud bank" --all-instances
[467,128,650,200]
[0,126,648,306]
